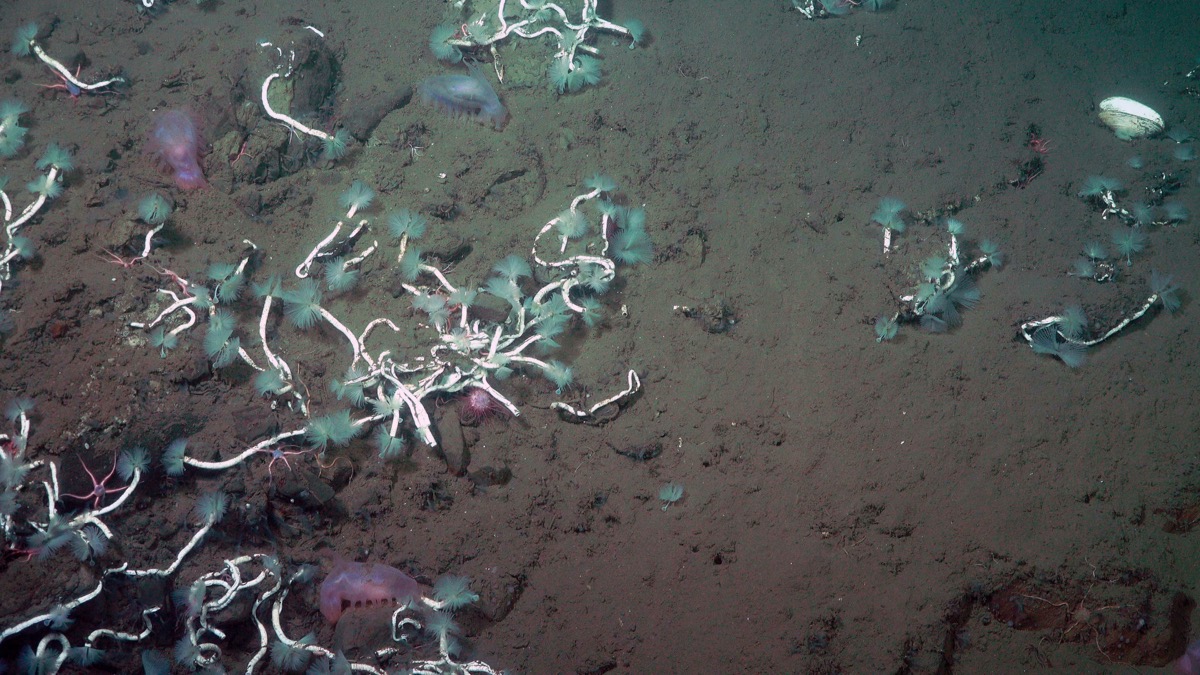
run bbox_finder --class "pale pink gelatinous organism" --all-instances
[318,559,421,624]
[418,63,508,130]
[1175,638,1200,675]
[145,109,206,190]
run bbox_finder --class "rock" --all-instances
[437,410,469,476]
[332,604,406,658]
[289,34,338,116]
[344,86,413,142]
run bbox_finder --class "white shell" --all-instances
[1098,96,1164,140]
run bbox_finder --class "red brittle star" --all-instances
[37,65,83,101]
[1029,135,1052,154]
[148,264,191,295]
[98,249,142,269]
[61,455,129,510]
[261,444,312,482]
[229,139,254,165]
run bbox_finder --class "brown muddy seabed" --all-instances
[0,0,1199,673]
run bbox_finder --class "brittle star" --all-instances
[229,139,254,165]
[98,249,142,269]
[37,65,83,102]
[1029,136,1052,154]
[261,444,312,482]
[148,264,192,295]
[62,455,129,510]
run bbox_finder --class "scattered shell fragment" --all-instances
[1098,96,1164,140]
